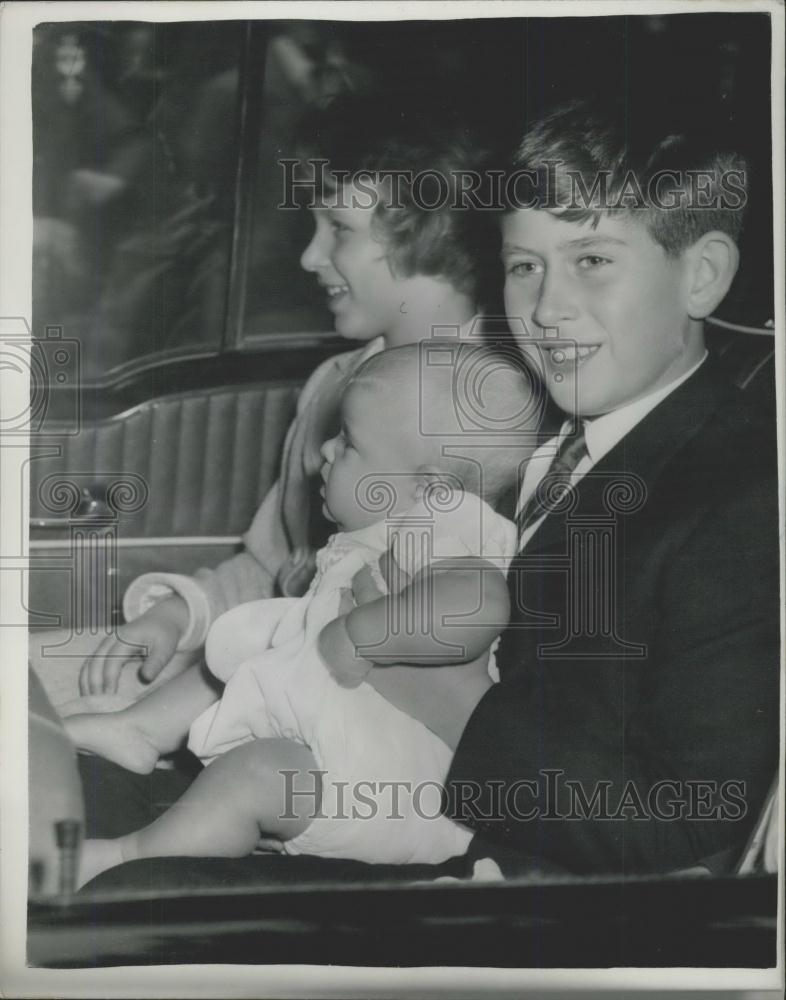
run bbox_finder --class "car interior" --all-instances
[24,14,778,969]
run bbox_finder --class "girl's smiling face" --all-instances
[299,181,431,345]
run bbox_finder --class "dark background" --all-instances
[31,13,774,381]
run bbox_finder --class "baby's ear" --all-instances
[413,465,464,506]
[413,464,448,501]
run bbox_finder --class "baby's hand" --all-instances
[64,711,161,775]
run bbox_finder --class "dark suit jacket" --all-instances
[446,356,780,876]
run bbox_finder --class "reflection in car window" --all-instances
[242,22,354,341]
[32,21,242,379]
[239,19,530,345]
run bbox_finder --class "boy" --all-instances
[68,344,537,886]
[442,100,779,876]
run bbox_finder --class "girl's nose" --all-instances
[300,217,333,273]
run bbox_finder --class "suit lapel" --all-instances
[523,356,733,554]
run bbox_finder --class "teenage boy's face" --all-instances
[300,182,416,343]
[319,382,417,532]
[501,209,703,416]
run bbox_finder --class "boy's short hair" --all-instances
[297,93,496,301]
[508,100,748,255]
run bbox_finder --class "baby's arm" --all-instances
[65,662,222,774]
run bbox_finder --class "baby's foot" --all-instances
[77,838,126,890]
[64,712,160,774]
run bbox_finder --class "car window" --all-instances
[240,23,340,344]
[236,18,530,348]
[32,21,243,381]
[31,15,774,384]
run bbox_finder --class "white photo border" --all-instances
[1,1,783,996]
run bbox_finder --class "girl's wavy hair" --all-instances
[295,93,498,303]
[508,99,748,255]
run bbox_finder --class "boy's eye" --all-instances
[330,220,350,234]
[506,260,542,277]
[577,254,611,270]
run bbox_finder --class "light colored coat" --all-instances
[124,339,385,648]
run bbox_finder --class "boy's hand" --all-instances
[79,596,189,696]
[350,565,384,605]
[318,589,373,688]
[378,548,412,594]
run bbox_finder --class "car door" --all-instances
[28,21,343,634]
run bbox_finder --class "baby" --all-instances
[69,343,540,885]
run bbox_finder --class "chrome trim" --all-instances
[707,315,776,337]
[29,536,243,549]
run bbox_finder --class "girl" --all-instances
[33,94,494,711]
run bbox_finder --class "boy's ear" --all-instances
[683,231,740,320]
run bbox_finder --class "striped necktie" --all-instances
[516,424,589,539]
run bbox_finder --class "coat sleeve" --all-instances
[445,470,780,875]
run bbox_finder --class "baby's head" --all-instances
[319,343,542,531]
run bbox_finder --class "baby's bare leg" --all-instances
[65,661,221,774]
[121,738,321,855]
[78,739,321,887]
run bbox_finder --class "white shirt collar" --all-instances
[516,351,709,520]
[567,350,709,466]
[361,335,386,360]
